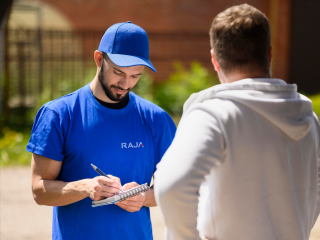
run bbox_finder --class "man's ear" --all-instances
[210,49,220,72]
[94,50,104,68]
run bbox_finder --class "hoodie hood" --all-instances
[183,78,314,140]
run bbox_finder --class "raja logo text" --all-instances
[121,142,144,148]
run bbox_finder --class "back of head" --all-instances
[209,4,271,75]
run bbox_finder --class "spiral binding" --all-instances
[118,183,150,201]
[92,183,150,207]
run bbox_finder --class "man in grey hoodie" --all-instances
[154,4,320,240]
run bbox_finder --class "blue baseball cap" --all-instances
[98,21,156,72]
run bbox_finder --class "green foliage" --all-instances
[0,127,32,166]
[154,62,219,116]
[28,79,92,125]
[0,61,218,167]
[4,60,320,168]
[2,66,96,130]
[309,93,320,117]
[128,61,219,117]
[132,72,155,102]
[0,71,94,167]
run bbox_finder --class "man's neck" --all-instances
[94,94,129,109]
[90,76,117,103]
[219,71,270,84]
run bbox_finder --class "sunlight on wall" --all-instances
[8,0,72,30]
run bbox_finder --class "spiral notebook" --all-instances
[92,183,150,207]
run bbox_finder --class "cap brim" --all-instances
[106,53,156,73]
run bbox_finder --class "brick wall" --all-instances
[37,0,289,82]
[269,0,291,81]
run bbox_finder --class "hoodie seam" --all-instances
[313,113,320,156]
[183,79,297,113]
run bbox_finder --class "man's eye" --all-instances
[132,76,138,79]
[114,71,122,75]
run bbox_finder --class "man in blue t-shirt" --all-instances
[27,22,176,240]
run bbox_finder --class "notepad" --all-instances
[92,183,150,207]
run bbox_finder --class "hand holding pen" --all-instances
[91,164,123,193]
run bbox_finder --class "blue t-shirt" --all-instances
[26,83,176,240]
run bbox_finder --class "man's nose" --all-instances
[119,76,130,89]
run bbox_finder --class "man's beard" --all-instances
[98,63,130,102]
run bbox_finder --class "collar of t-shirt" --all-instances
[94,94,130,109]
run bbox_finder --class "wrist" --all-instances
[143,189,150,207]
[143,188,156,207]
[76,179,91,197]
[143,193,147,207]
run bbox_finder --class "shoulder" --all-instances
[185,98,239,118]
[31,86,89,136]
[131,92,170,118]
[42,85,88,118]
[131,92,176,132]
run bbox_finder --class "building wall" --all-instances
[289,0,320,94]
[26,0,291,82]
[269,0,291,82]
[37,0,269,31]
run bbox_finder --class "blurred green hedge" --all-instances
[135,61,219,116]
[2,61,320,167]
[0,127,32,166]
[310,94,320,118]
[1,61,218,166]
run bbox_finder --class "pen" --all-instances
[91,164,123,193]
[91,163,109,178]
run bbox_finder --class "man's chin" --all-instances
[110,92,129,102]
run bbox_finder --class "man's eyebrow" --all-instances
[133,73,143,76]
[113,66,143,76]
[112,67,124,73]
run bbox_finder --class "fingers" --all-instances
[121,182,139,191]
[94,182,119,195]
[115,198,144,212]
[122,193,145,203]
[91,192,113,201]
[124,192,145,202]
[117,198,144,207]
[97,176,121,190]
[90,189,114,201]
[88,176,122,201]
[115,203,143,212]
[115,192,146,212]
[107,175,121,185]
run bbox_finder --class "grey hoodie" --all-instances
[155,78,320,240]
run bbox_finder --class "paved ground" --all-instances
[0,167,165,240]
[1,167,320,240]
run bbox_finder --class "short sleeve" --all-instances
[153,112,176,171]
[26,106,65,161]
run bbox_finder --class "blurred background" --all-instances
[0,0,320,239]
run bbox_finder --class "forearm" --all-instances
[143,187,157,207]
[155,165,201,240]
[155,109,223,240]
[31,153,122,207]
[32,178,90,206]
